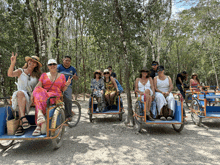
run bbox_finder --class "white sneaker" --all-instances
[96,108,99,112]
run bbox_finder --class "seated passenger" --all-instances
[154,66,175,120]
[91,70,105,112]
[103,69,119,109]
[8,52,42,136]
[135,67,155,121]
[190,73,201,92]
[31,59,72,136]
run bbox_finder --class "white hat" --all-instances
[47,59,57,65]
[103,69,109,73]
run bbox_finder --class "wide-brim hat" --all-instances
[103,69,110,73]
[139,67,149,72]
[93,70,102,75]
[25,56,42,67]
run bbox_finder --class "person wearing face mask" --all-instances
[8,52,42,135]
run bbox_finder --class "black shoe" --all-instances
[147,115,155,121]
[15,125,24,136]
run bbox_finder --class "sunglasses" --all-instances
[104,72,110,75]
[48,63,57,66]
[28,74,31,81]
[95,72,101,75]
[152,64,157,66]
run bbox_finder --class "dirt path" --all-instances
[1,93,220,165]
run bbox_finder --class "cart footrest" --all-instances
[0,126,47,139]
[145,119,182,124]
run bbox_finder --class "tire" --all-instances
[89,113,93,123]
[185,94,192,108]
[190,99,202,126]
[67,101,81,128]
[0,140,14,150]
[51,106,65,150]
[134,101,143,133]
[119,113,122,121]
[172,122,184,132]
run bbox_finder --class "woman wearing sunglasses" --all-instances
[135,67,155,121]
[91,70,105,112]
[31,59,72,136]
[154,66,175,120]
[103,69,119,109]
[8,52,42,135]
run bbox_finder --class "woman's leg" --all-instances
[166,94,175,116]
[105,94,111,105]
[109,92,116,105]
[145,89,154,120]
[17,91,29,127]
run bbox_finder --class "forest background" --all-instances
[0,0,219,120]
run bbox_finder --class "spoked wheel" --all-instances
[0,140,14,150]
[185,94,192,108]
[134,101,143,133]
[190,99,202,126]
[67,101,81,128]
[51,107,65,150]
[172,121,184,132]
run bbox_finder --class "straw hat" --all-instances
[93,70,102,74]
[103,69,110,73]
[25,56,42,67]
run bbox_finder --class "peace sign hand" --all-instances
[65,76,73,86]
[11,52,17,65]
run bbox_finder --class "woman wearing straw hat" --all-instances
[135,67,155,121]
[91,70,105,112]
[103,69,119,109]
[8,52,42,135]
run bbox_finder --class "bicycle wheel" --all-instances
[51,106,65,150]
[134,101,143,133]
[67,101,81,128]
[172,122,184,132]
[185,94,192,108]
[0,140,14,150]
[191,99,202,126]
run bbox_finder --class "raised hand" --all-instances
[65,76,73,86]
[10,52,17,65]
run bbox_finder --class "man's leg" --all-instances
[177,84,185,99]
[64,86,72,118]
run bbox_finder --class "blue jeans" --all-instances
[176,84,185,99]
[63,86,72,118]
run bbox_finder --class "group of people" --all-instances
[8,52,201,135]
[90,66,120,112]
[8,53,77,136]
[135,61,202,121]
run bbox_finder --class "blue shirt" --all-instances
[57,64,77,86]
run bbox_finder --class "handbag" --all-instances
[6,106,19,135]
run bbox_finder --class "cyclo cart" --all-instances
[190,86,220,126]
[88,79,124,122]
[134,94,185,133]
[0,95,81,150]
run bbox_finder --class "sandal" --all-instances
[37,114,45,125]
[20,116,31,130]
[15,125,24,136]
[32,126,41,136]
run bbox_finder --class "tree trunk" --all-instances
[114,0,133,126]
